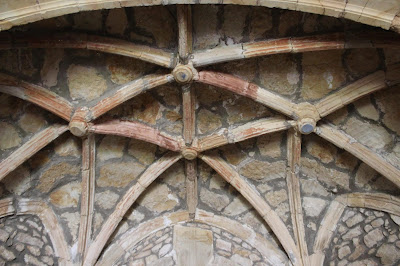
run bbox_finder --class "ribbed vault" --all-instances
[0,3,399,266]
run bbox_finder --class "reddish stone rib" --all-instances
[89,119,183,152]
[0,73,73,121]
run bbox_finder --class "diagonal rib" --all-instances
[0,32,176,68]
[316,123,400,189]
[83,152,181,266]
[89,119,184,152]
[0,72,73,121]
[0,124,68,181]
[200,154,301,265]
[197,71,296,118]
[197,118,295,152]
[88,74,173,121]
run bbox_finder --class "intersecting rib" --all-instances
[0,125,68,181]
[0,33,176,68]
[192,31,400,66]
[89,119,184,152]
[316,124,400,188]
[197,71,296,118]
[77,135,96,262]
[177,5,193,63]
[197,118,295,152]
[200,154,301,265]
[315,71,386,117]
[287,129,309,265]
[88,74,173,121]
[0,73,73,121]
[84,152,181,266]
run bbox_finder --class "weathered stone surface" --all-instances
[97,135,126,161]
[338,245,351,260]
[249,8,273,41]
[257,132,283,158]
[197,109,222,134]
[279,11,302,36]
[50,181,81,208]
[216,238,232,252]
[0,50,37,77]
[222,5,249,44]
[0,245,15,261]
[346,49,380,77]
[95,190,119,210]
[3,165,31,195]
[301,157,350,189]
[41,49,64,87]
[61,212,80,241]
[384,48,400,65]
[24,254,41,265]
[353,96,379,121]
[137,183,178,213]
[106,55,153,85]
[305,135,337,164]
[211,255,236,266]
[343,117,392,151]
[325,107,348,126]
[302,197,326,217]
[223,196,251,216]
[18,110,47,133]
[355,163,377,189]
[336,152,358,171]
[342,226,362,241]
[54,135,80,157]
[302,50,345,100]
[158,244,172,257]
[128,139,157,165]
[134,6,175,48]
[0,94,23,118]
[73,10,102,31]
[193,5,219,49]
[224,96,272,124]
[15,232,43,248]
[239,159,286,181]
[67,64,107,101]
[220,145,246,166]
[231,254,251,266]
[300,178,329,197]
[0,229,9,242]
[363,228,384,248]
[265,189,288,207]
[111,93,162,125]
[376,244,400,264]
[0,122,21,150]
[209,174,227,190]
[37,162,80,192]
[106,8,127,35]
[174,225,213,266]
[126,209,145,224]
[346,214,364,227]
[259,54,299,96]
[200,188,230,211]
[375,86,400,135]
[97,162,145,188]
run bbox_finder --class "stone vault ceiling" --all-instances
[0,3,400,266]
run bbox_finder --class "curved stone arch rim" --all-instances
[97,209,289,266]
[0,197,71,265]
[0,0,399,33]
[310,193,400,265]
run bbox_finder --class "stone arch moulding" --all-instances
[0,197,71,265]
[97,210,289,266]
[311,193,400,265]
[0,0,400,33]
